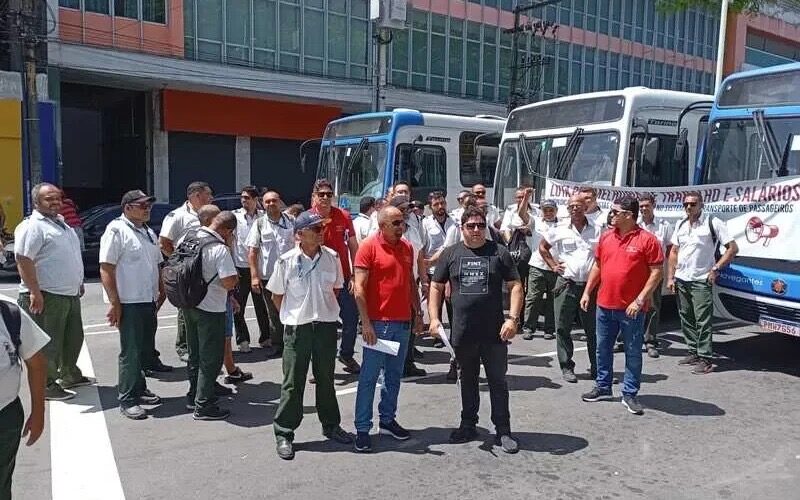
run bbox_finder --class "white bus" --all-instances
[493,87,712,209]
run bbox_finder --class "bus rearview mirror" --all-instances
[674,128,689,164]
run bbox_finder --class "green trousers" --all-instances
[183,308,225,409]
[118,303,157,404]
[676,280,714,359]
[19,291,84,387]
[175,308,187,356]
[0,398,23,500]
[524,266,557,334]
[644,286,663,348]
[553,277,597,372]
[273,322,341,441]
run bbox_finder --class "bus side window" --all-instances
[459,131,499,187]
[633,134,683,187]
[394,144,447,201]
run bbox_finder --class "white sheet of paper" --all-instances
[436,325,456,358]
[363,339,400,356]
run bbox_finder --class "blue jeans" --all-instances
[596,306,645,396]
[354,320,411,433]
[337,279,359,359]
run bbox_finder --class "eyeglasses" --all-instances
[610,209,631,217]
[128,202,152,209]
[683,202,698,208]
[464,222,487,230]
[316,191,334,198]
[390,220,406,227]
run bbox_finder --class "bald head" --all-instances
[210,210,237,232]
[197,204,221,227]
[378,206,402,225]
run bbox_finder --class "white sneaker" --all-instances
[238,341,251,353]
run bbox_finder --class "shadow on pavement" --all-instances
[639,373,669,384]
[298,426,453,456]
[712,331,800,377]
[508,353,554,368]
[477,431,589,456]
[414,350,451,365]
[636,394,725,417]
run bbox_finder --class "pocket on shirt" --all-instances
[561,239,577,253]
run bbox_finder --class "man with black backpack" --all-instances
[0,294,49,499]
[164,211,239,420]
[667,192,738,375]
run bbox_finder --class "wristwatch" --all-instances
[635,297,645,307]
[509,316,520,325]
[711,265,720,272]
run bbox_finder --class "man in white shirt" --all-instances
[579,186,607,229]
[353,196,376,244]
[184,211,239,420]
[267,211,353,460]
[99,190,167,420]
[667,192,738,374]
[516,194,559,341]
[638,194,673,359]
[247,190,296,358]
[0,295,48,499]
[472,184,501,229]
[449,190,473,222]
[159,181,213,362]
[539,194,602,383]
[231,186,266,353]
[14,182,88,401]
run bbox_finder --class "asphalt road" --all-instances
[3,278,799,500]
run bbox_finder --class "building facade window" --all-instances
[59,0,166,23]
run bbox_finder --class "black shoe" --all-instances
[139,389,161,405]
[613,342,625,353]
[148,360,174,373]
[543,332,555,340]
[379,419,410,440]
[621,394,644,415]
[120,404,147,420]
[177,350,190,363]
[224,368,253,384]
[354,432,372,453]
[446,361,458,382]
[646,346,659,358]
[581,386,613,402]
[193,406,231,421]
[403,364,426,378]
[264,345,283,359]
[691,358,714,374]
[323,426,354,444]
[276,437,294,460]
[60,376,93,389]
[214,381,234,396]
[562,368,577,383]
[413,347,424,359]
[449,426,478,444]
[522,330,534,340]
[679,353,701,365]
[497,434,519,454]
[45,384,75,401]
[338,356,361,374]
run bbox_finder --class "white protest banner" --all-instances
[543,176,800,261]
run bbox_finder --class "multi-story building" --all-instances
[1,0,800,224]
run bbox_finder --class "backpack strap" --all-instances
[707,216,718,246]
[0,301,22,360]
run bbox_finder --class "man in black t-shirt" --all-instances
[428,207,524,454]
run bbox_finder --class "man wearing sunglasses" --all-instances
[429,206,523,454]
[267,211,353,460]
[539,194,602,384]
[99,190,166,419]
[580,197,664,415]
[667,192,738,375]
[310,179,361,375]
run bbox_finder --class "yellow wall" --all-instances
[0,99,23,231]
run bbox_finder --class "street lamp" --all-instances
[714,0,730,94]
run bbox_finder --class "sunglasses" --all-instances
[464,222,487,230]
[128,202,152,209]
[610,209,630,217]
[316,192,334,198]
[390,220,406,227]
[683,202,698,208]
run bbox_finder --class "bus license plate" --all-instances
[759,316,800,337]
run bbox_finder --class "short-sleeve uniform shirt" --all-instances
[670,214,734,282]
[0,295,50,411]
[245,213,295,281]
[159,202,200,243]
[432,241,519,346]
[98,216,163,303]
[195,228,238,313]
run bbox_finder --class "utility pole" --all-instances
[505,0,562,113]
[374,28,392,112]
[21,0,42,193]
[714,0,730,93]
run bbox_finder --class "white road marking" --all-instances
[50,343,126,500]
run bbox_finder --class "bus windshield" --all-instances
[702,116,800,184]
[318,142,388,207]
[493,131,619,208]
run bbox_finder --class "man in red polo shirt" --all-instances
[311,179,361,374]
[579,196,663,415]
[352,206,422,453]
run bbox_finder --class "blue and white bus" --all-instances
[694,63,800,336]
[313,109,506,211]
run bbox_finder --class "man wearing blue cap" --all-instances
[267,211,353,460]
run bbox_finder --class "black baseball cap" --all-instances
[121,190,155,207]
